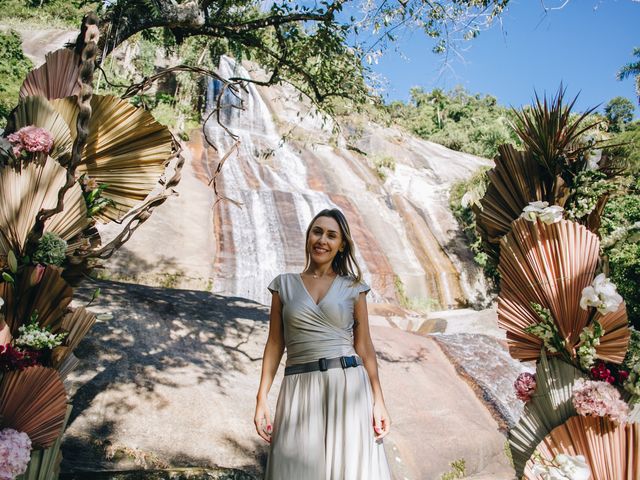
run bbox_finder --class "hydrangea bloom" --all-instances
[579,273,623,314]
[6,126,54,157]
[520,201,564,224]
[14,323,66,350]
[531,454,591,480]
[514,372,537,402]
[572,378,629,423]
[0,428,32,480]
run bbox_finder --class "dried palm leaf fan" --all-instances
[50,95,175,222]
[524,415,640,480]
[509,351,587,478]
[0,266,72,337]
[473,144,551,261]
[497,217,630,363]
[20,405,72,480]
[50,306,96,368]
[0,366,67,448]
[0,156,91,257]
[20,48,81,100]
[9,96,73,162]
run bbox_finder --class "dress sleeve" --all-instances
[267,274,282,294]
[356,280,371,296]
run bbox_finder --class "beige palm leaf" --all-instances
[473,144,551,259]
[498,217,630,363]
[524,415,640,480]
[10,96,73,161]
[20,48,81,100]
[0,266,73,337]
[50,306,96,368]
[509,351,586,478]
[50,94,174,222]
[0,366,68,448]
[0,156,91,257]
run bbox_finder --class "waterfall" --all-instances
[202,56,490,308]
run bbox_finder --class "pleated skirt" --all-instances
[264,366,391,480]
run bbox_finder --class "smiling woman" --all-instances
[254,208,392,479]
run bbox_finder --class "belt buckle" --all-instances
[340,356,357,368]
[319,358,328,372]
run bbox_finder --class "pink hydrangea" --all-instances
[514,372,537,402]
[0,428,32,480]
[572,379,629,423]
[7,126,54,157]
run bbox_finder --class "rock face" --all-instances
[62,281,515,480]
[98,56,492,309]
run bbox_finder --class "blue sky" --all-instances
[369,0,639,114]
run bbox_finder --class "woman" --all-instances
[254,208,392,479]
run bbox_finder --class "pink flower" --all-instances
[7,126,54,156]
[514,372,537,402]
[30,264,46,286]
[572,379,629,423]
[0,428,32,480]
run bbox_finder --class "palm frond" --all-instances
[525,415,640,480]
[0,266,72,337]
[0,156,91,257]
[20,49,81,101]
[474,144,551,260]
[510,87,599,176]
[50,95,174,222]
[51,306,96,368]
[509,351,586,478]
[498,218,629,362]
[0,366,67,448]
[9,96,73,162]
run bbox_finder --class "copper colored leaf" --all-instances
[20,48,81,101]
[524,415,640,480]
[0,366,67,448]
[498,218,629,363]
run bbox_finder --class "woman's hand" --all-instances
[372,401,391,440]
[254,397,273,443]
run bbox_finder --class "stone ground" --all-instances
[62,281,520,480]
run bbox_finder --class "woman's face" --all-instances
[307,216,344,265]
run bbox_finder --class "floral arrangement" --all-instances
[514,372,537,402]
[531,453,591,480]
[79,174,115,217]
[32,232,67,267]
[6,126,53,158]
[525,303,566,355]
[14,321,66,351]
[572,379,629,424]
[579,274,623,315]
[576,321,604,370]
[0,344,39,372]
[0,428,32,480]
[520,201,564,224]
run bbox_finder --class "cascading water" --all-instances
[202,56,490,307]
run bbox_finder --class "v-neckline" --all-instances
[298,273,339,306]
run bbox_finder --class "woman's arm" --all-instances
[353,292,391,440]
[254,292,285,443]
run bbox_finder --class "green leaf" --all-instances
[7,250,17,273]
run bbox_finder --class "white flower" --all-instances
[521,201,564,224]
[539,205,564,224]
[461,191,473,208]
[532,454,591,480]
[585,149,602,171]
[0,296,4,309]
[580,273,623,314]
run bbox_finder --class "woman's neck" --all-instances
[304,262,335,278]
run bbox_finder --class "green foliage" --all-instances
[618,47,640,103]
[0,0,103,27]
[32,232,67,266]
[605,96,635,133]
[449,167,498,282]
[371,155,396,180]
[439,458,466,480]
[0,30,33,129]
[386,86,518,158]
